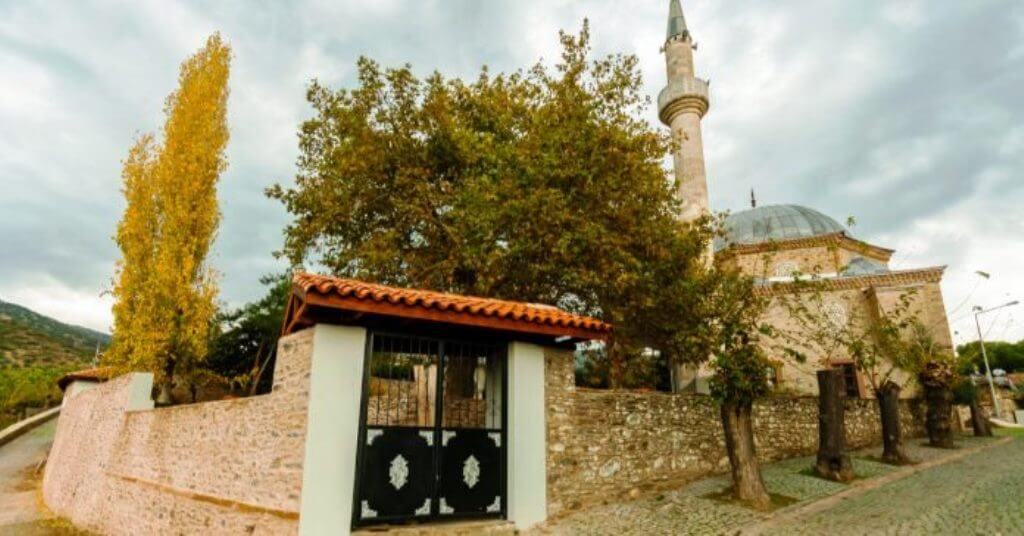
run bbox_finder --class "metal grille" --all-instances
[367,335,440,427]
[441,340,503,430]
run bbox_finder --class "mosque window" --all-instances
[837,364,860,398]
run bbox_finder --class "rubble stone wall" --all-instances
[544,348,925,517]
[42,329,316,535]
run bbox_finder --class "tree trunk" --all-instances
[607,337,623,389]
[876,381,911,464]
[720,400,771,510]
[815,370,854,481]
[968,398,992,437]
[923,382,955,448]
[155,357,175,406]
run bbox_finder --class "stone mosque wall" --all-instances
[543,348,926,517]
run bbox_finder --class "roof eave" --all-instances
[284,288,610,342]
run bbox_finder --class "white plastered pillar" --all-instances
[506,341,547,530]
[298,325,368,536]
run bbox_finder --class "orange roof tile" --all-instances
[57,366,116,391]
[284,272,611,341]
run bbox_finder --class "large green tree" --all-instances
[268,23,707,382]
[956,339,1024,374]
[270,22,779,507]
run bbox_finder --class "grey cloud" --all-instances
[1,0,1022,340]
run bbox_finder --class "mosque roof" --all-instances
[714,204,848,252]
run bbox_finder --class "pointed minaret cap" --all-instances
[666,0,690,41]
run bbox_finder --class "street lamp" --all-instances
[973,300,1019,419]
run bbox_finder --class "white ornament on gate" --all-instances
[389,454,409,490]
[361,500,378,519]
[463,455,481,488]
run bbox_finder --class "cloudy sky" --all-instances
[2,0,1022,346]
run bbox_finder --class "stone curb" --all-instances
[740,436,1014,535]
[0,407,61,450]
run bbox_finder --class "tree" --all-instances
[107,34,231,404]
[270,21,778,509]
[778,283,934,465]
[205,273,291,396]
[698,268,776,510]
[919,359,956,447]
[267,23,707,386]
[951,378,992,437]
[956,339,1024,375]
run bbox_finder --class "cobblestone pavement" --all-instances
[531,436,1007,536]
[760,436,1024,535]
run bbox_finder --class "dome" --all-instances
[841,257,889,276]
[715,204,847,251]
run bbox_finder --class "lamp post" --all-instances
[973,300,1019,419]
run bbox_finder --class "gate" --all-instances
[353,332,507,528]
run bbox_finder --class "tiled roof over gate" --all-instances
[284,272,611,342]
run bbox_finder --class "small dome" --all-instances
[715,204,846,251]
[841,257,888,276]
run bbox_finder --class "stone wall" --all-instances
[544,348,925,517]
[42,329,316,535]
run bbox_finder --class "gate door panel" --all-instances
[355,333,506,528]
[357,335,440,524]
[438,340,504,517]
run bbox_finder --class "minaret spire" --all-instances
[666,0,689,41]
[658,0,711,224]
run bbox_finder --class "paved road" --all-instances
[0,419,57,529]
[762,437,1024,535]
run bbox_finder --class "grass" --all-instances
[994,427,1024,438]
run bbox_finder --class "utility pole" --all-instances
[973,300,1019,419]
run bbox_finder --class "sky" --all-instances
[1,0,1022,346]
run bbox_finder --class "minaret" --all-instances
[662,1,713,394]
[658,0,711,223]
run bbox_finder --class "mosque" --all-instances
[660,0,954,396]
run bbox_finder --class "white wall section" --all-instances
[298,325,368,536]
[506,341,547,530]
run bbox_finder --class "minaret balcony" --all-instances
[657,77,710,124]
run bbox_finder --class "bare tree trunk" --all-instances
[876,381,911,464]
[720,400,771,510]
[155,357,176,406]
[923,382,955,448]
[968,398,992,437]
[815,370,854,481]
[607,337,623,389]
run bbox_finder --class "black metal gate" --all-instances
[353,332,506,528]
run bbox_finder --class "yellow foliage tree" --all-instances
[107,34,231,403]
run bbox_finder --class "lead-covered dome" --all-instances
[715,204,846,251]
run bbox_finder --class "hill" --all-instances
[0,299,109,369]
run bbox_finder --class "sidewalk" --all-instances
[531,435,1006,535]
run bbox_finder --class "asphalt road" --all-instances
[0,419,57,530]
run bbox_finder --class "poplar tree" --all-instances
[107,34,231,403]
